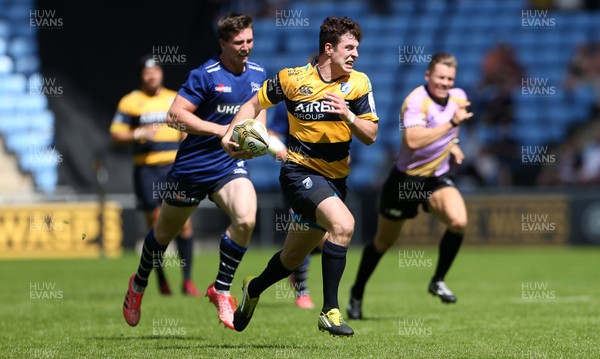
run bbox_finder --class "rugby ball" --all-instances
[231,119,270,157]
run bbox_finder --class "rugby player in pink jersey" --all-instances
[347,53,473,319]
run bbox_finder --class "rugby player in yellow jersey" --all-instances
[222,16,378,336]
[110,56,199,297]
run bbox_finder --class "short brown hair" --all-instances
[427,52,458,72]
[217,13,253,42]
[319,16,362,54]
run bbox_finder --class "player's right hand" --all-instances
[133,126,158,142]
[452,101,473,125]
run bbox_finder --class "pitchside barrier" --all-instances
[0,191,598,258]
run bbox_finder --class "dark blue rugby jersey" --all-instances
[169,54,266,182]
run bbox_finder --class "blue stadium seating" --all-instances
[0,0,58,193]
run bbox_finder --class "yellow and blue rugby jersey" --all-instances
[258,62,378,179]
[109,88,181,166]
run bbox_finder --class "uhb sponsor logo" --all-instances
[216,103,242,114]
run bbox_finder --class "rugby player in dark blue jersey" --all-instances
[123,13,267,330]
[223,17,378,336]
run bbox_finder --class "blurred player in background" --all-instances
[110,56,199,297]
[223,16,378,336]
[347,53,472,320]
[122,13,267,330]
[267,53,320,310]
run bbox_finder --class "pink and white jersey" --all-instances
[395,85,468,177]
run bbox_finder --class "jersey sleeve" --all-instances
[450,88,469,103]
[258,69,286,109]
[109,96,132,134]
[401,90,427,128]
[350,74,378,123]
[177,69,207,107]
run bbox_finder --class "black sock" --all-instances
[248,251,292,298]
[292,256,310,296]
[432,230,464,282]
[134,229,168,291]
[214,232,247,292]
[176,234,193,280]
[321,240,348,313]
[351,242,384,300]
[154,262,167,284]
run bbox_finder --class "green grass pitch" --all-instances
[1,246,599,358]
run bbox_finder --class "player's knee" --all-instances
[448,217,467,233]
[232,217,256,236]
[329,218,354,242]
[153,227,175,245]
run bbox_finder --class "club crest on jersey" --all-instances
[302,177,313,189]
[340,82,351,94]
[215,84,232,93]
[299,85,313,95]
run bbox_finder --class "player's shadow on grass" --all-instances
[348,317,393,322]
[89,336,204,341]
[155,343,319,350]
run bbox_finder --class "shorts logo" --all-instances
[340,82,351,94]
[302,177,313,189]
[388,209,403,218]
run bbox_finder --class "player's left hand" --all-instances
[221,136,254,160]
[323,92,352,122]
[450,144,464,165]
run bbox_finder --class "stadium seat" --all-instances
[8,36,37,58]
[15,55,40,75]
[0,20,10,39]
[0,73,26,93]
[0,55,14,75]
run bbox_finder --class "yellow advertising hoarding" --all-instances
[0,202,122,259]
[399,195,569,245]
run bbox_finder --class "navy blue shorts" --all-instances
[379,166,456,220]
[163,165,251,208]
[134,164,172,211]
[279,162,347,228]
